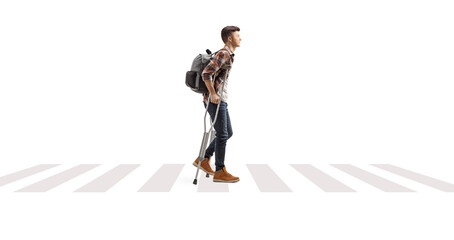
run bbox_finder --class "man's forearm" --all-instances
[204,80,217,95]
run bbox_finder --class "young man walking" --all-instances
[193,26,241,183]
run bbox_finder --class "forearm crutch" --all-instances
[193,81,225,185]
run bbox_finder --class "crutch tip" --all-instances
[205,173,209,178]
[193,179,198,185]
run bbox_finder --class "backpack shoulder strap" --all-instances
[217,47,233,70]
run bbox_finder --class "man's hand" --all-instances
[210,93,220,104]
[204,80,221,104]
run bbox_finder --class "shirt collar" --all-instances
[224,46,235,57]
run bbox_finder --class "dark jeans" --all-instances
[204,101,233,171]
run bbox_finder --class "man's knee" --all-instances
[216,132,229,144]
[228,131,233,139]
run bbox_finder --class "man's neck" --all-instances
[225,44,236,53]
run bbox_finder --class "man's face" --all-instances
[229,31,241,47]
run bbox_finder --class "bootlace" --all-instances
[223,168,233,177]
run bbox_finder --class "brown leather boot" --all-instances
[213,167,240,183]
[193,157,214,175]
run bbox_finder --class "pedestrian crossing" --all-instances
[75,164,140,192]
[1,163,453,193]
[331,164,415,192]
[290,164,355,192]
[138,164,184,192]
[247,164,292,192]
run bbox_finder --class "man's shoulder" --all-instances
[215,48,233,63]
[214,48,229,57]
[218,48,232,56]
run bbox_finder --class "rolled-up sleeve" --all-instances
[202,51,228,82]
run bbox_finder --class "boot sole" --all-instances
[213,179,240,183]
[192,162,214,176]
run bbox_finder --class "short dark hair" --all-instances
[221,26,240,43]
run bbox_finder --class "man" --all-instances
[193,26,241,183]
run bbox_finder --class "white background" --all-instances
[1,0,454,239]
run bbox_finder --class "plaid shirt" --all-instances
[202,46,234,102]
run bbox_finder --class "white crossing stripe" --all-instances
[291,164,355,192]
[331,164,415,192]
[372,164,454,192]
[75,164,140,192]
[197,173,230,192]
[0,164,59,187]
[138,164,184,192]
[16,164,100,192]
[247,164,292,192]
